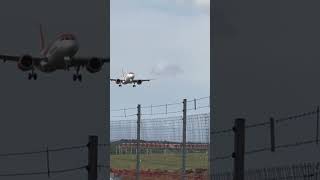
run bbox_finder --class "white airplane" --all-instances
[0,25,109,81]
[110,70,153,87]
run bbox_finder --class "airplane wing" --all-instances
[69,57,110,67]
[0,54,44,62]
[132,79,153,83]
[110,79,119,81]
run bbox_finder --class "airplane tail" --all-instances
[39,24,46,54]
[122,68,126,79]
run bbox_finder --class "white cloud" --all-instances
[175,0,210,9]
[151,62,184,77]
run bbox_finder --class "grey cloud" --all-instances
[151,63,184,77]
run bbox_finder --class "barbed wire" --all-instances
[111,96,210,117]
[0,166,86,177]
[275,110,317,123]
[0,144,87,157]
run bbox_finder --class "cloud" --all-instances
[175,0,210,10]
[193,0,210,7]
[151,62,184,77]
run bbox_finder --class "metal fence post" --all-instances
[317,106,319,144]
[270,117,275,152]
[182,99,187,180]
[136,104,141,180]
[88,135,98,180]
[233,118,245,180]
[209,96,214,180]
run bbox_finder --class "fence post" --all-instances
[209,96,214,180]
[136,104,141,180]
[88,135,98,180]
[317,106,319,144]
[182,99,187,180]
[270,117,275,152]
[46,147,50,178]
[233,118,245,180]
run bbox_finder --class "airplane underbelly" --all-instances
[38,54,65,73]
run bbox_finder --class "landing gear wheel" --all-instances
[28,73,32,80]
[28,73,37,80]
[73,74,82,82]
[133,84,136,87]
[33,73,37,80]
[73,74,77,81]
[78,74,82,82]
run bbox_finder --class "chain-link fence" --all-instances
[111,97,210,179]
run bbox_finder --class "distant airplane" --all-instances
[0,24,109,81]
[110,70,153,87]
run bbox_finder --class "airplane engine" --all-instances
[17,55,33,71]
[86,57,102,73]
[116,79,121,84]
[137,80,142,85]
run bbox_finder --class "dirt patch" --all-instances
[111,168,208,180]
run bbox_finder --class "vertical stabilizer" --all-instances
[122,68,125,79]
[39,24,46,53]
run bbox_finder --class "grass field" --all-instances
[111,152,208,170]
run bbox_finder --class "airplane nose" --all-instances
[65,41,78,54]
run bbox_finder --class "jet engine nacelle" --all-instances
[137,80,142,85]
[86,57,102,73]
[17,55,33,71]
[116,79,121,84]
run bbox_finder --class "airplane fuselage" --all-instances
[37,34,79,73]
[122,72,135,84]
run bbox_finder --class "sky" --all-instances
[110,0,210,114]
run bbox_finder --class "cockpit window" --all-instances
[59,34,75,41]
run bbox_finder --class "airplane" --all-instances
[0,25,109,82]
[110,70,153,87]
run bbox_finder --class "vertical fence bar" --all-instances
[233,118,245,180]
[209,95,214,179]
[88,136,98,180]
[270,117,275,152]
[182,99,187,180]
[136,104,141,180]
[317,106,319,144]
[46,147,50,178]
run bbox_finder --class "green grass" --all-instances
[111,153,208,170]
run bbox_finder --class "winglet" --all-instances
[39,24,46,53]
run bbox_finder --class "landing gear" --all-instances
[133,84,136,87]
[119,84,122,87]
[73,66,82,82]
[73,74,82,82]
[28,70,37,80]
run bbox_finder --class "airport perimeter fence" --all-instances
[111,97,320,180]
[210,106,320,180]
[213,161,320,180]
[0,136,108,180]
[111,96,210,179]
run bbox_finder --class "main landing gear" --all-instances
[133,84,136,87]
[28,70,37,80]
[73,66,82,82]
